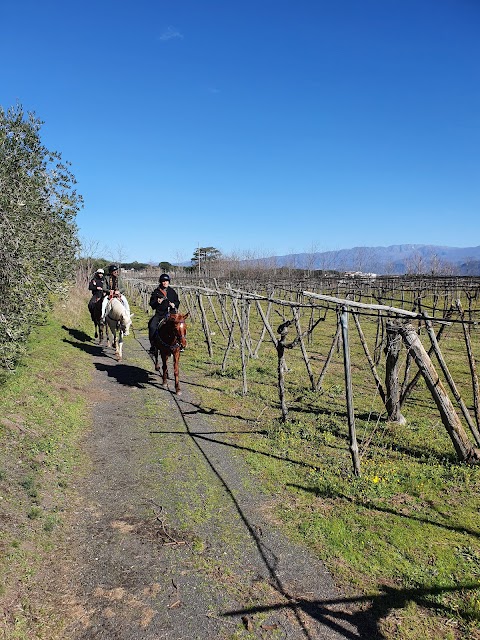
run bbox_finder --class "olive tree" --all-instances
[0,104,82,370]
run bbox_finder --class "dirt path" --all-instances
[52,331,369,639]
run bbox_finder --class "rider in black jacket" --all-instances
[88,268,109,320]
[148,274,180,352]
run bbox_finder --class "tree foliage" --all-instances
[0,105,82,370]
[191,247,222,268]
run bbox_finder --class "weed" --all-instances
[27,506,42,520]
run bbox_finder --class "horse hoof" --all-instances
[176,390,182,396]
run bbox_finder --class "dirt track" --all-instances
[50,330,369,639]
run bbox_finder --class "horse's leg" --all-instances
[154,347,160,372]
[173,350,181,394]
[116,331,123,361]
[162,350,169,388]
[105,321,112,348]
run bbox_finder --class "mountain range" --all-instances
[263,244,480,276]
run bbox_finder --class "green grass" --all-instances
[3,283,479,639]
[0,292,94,639]
[155,287,480,640]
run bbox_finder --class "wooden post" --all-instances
[340,307,361,476]
[352,311,386,405]
[316,321,341,392]
[240,300,248,395]
[253,300,272,357]
[423,314,480,447]
[277,320,291,422]
[398,322,480,463]
[384,320,406,424]
[457,300,480,431]
[197,293,213,357]
[292,307,316,391]
[221,312,237,372]
[400,306,453,407]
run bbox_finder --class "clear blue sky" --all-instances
[1,0,479,265]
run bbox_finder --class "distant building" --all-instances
[344,271,377,279]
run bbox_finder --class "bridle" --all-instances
[157,317,186,352]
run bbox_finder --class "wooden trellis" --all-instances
[123,278,480,475]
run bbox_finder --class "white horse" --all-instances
[104,297,133,361]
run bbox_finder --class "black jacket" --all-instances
[88,276,109,294]
[149,286,180,318]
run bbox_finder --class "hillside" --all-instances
[257,244,480,275]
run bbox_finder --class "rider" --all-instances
[88,268,109,321]
[103,264,132,317]
[107,264,119,294]
[148,274,180,353]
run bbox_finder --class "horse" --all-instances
[151,313,188,394]
[104,296,133,361]
[89,292,108,343]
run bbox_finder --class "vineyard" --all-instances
[124,274,480,475]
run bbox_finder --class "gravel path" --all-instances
[54,331,370,640]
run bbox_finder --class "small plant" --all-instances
[27,506,42,520]
[43,515,57,532]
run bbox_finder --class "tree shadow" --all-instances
[289,483,480,539]
[63,338,104,357]
[223,581,480,639]
[149,429,323,472]
[62,325,92,342]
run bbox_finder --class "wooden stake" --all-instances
[340,307,361,476]
[398,322,480,463]
[457,300,480,431]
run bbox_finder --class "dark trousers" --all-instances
[88,293,103,322]
[148,313,166,343]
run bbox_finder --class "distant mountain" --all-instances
[265,244,480,275]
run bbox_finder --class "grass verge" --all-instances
[0,291,94,639]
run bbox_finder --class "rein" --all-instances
[156,318,185,352]
[157,336,182,351]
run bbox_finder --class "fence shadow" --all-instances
[289,483,480,540]
[223,581,480,640]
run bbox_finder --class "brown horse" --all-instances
[151,313,188,394]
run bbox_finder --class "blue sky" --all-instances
[1,0,479,265]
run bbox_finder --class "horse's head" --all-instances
[168,313,189,349]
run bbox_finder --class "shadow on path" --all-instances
[224,582,480,640]
[148,391,366,639]
[62,325,93,342]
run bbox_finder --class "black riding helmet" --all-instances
[108,264,119,274]
[159,274,170,283]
